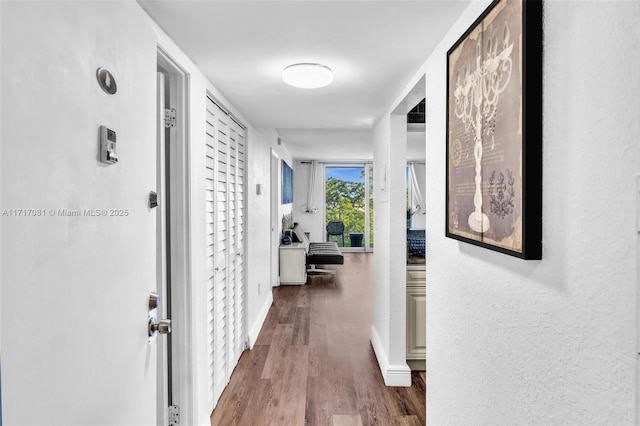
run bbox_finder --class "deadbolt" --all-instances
[149,291,160,311]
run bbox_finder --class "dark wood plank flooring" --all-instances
[211,252,426,426]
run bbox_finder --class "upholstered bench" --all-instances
[290,224,344,275]
[307,242,344,266]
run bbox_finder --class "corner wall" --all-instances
[415,1,639,423]
[371,113,411,386]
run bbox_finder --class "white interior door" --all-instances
[205,95,247,409]
[1,2,159,422]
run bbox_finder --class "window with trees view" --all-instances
[325,165,373,249]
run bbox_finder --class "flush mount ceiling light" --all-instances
[282,63,333,89]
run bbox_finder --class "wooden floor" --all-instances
[211,252,426,426]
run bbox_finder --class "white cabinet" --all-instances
[279,243,307,285]
[406,265,426,370]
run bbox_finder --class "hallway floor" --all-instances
[210,252,426,425]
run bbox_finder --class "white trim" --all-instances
[157,47,195,425]
[249,290,274,349]
[270,150,281,287]
[370,325,412,387]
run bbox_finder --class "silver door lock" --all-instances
[148,291,171,342]
[149,318,172,337]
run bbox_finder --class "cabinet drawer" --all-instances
[406,269,426,282]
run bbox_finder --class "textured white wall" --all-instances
[417,1,640,423]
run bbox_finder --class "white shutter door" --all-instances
[205,100,218,407]
[227,129,237,371]
[214,108,230,404]
[205,97,230,405]
[232,122,246,362]
[205,96,247,409]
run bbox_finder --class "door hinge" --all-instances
[164,108,176,128]
[168,405,180,425]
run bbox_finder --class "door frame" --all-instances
[157,47,193,426]
[270,149,280,287]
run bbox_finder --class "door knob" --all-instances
[149,318,172,337]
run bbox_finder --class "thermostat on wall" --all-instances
[99,125,118,165]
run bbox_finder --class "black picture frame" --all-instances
[282,160,293,204]
[445,0,542,259]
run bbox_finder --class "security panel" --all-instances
[99,125,118,164]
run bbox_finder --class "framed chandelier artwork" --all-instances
[446,0,543,259]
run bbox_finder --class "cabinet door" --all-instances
[280,246,307,284]
[406,286,426,359]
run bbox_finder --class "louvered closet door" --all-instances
[230,121,245,366]
[205,101,217,407]
[227,126,237,373]
[205,96,246,408]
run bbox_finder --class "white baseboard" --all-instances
[370,325,412,387]
[248,290,273,349]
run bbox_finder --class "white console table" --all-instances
[279,242,307,285]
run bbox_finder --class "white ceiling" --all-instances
[138,0,470,159]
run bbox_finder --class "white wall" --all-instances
[246,128,292,339]
[407,130,426,161]
[292,160,325,242]
[413,1,639,423]
[273,139,294,233]
[370,112,412,386]
[246,128,275,343]
[1,2,158,424]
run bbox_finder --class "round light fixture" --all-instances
[282,63,333,89]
